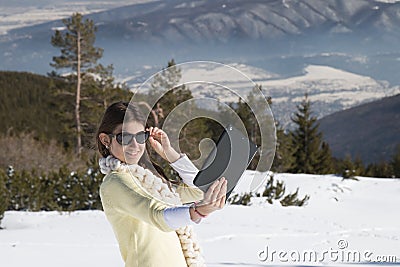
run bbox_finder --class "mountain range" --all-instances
[1,0,400,84]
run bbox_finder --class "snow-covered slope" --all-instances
[126,63,400,127]
[375,0,400,3]
[126,62,278,100]
[1,172,399,267]
[2,0,400,88]
[264,65,400,127]
[4,0,400,42]
[0,0,155,35]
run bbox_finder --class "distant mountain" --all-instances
[318,93,400,164]
[6,0,400,43]
[0,0,151,35]
[2,0,400,85]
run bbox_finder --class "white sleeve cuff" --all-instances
[169,153,199,187]
[163,205,202,230]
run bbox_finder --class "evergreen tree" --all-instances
[289,93,333,174]
[0,71,68,143]
[391,143,400,178]
[340,154,359,179]
[365,161,394,178]
[261,174,285,204]
[353,156,366,176]
[86,64,129,110]
[0,168,8,228]
[272,123,295,173]
[78,64,132,152]
[147,59,212,178]
[227,84,274,170]
[245,84,273,147]
[51,13,103,157]
[228,97,260,169]
[229,173,310,207]
[149,59,192,127]
[280,188,310,207]
[316,142,334,174]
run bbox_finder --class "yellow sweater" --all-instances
[99,170,204,267]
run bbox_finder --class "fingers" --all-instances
[204,178,221,202]
[146,127,170,147]
[215,178,227,208]
[148,135,160,147]
[146,126,164,139]
[146,127,162,150]
[196,177,228,216]
[204,177,227,206]
[210,177,225,202]
[217,194,226,208]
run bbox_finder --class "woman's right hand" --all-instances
[195,177,228,216]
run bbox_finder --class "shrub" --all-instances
[3,154,103,212]
[0,131,87,175]
[228,173,310,207]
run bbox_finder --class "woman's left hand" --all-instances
[146,126,181,163]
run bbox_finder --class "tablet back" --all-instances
[193,124,258,201]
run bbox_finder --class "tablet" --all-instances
[193,124,258,202]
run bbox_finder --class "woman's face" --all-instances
[99,121,146,164]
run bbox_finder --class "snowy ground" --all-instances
[0,172,399,267]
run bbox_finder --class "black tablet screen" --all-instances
[193,124,258,201]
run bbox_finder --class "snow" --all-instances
[181,62,278,84]
[127,62,278,104]
[374,0,400,3]
[124,62,399,128]
[1,172,399,266]
[0,0,156,35]
[260,64,400,127]
[264,65,377,88]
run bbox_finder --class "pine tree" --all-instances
[365,161,393,178]
[341,154,358,179]
[0,168,8,228]
[353,156,365,176]
[228,97,260,169]
[78,64,132,153]
[262,174,285,204]
[289,93,333,174]
[316,142,334,174]
[391,143,400,178]
[246,84,274,148]
[228,174,310,207]
[272,124,295,172]
[147,59,211,178]
[87,63,128,110]
[280,188,310,207]
[227,84,274,170]
[51,13,103,157]
[149,59,192,127]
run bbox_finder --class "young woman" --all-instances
[96,101,227,267]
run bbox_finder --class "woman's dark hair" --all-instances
[95,101,180,187]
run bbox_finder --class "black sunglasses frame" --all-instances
[108,131,150,146]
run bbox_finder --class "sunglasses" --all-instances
[108,131,150,145]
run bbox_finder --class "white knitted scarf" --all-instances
[99,154,206,267]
